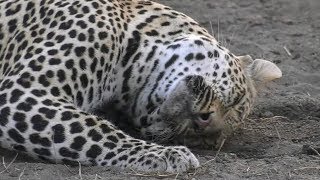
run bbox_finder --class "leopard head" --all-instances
[135,36,281,147]
[163,55,282,147]
[150,54,281,146]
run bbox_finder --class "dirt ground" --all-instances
[1,0,320,179]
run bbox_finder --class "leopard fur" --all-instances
[0,0,281,172]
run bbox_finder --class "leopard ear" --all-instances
[249,59,282,84]
[238,55,253,67]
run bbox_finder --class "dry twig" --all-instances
[78,161,83,180]
[283,46,292,56]
[202,138,225,166]
[293,166,320,171]
[127,172,178,178]
[63,164,76,175]
[126,167,178,178]
[0,153,18,174]
[1,157,8,173]
[309,146,320,157]
[274,125,281,140]
[18,163,27,180]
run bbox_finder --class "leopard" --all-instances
[0,0,282,173]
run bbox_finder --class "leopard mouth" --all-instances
[194,118,211,129]
[168,115,214,141]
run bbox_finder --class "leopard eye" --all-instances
[198,112,213,121]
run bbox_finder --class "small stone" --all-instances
[292,53,301,60]
[262,111,273,118]
[270,50,281,55]
[273,59,281,64]
[35,166,43,170]
[229,153,237,159]
[281,18,294,25]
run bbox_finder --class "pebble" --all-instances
[261,111,274,118]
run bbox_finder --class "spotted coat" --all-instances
[0,0,281,172]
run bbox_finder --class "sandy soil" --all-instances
[1,0,320,179]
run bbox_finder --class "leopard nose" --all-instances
[194,113,212,128]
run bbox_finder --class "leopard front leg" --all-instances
[0,92,198,172]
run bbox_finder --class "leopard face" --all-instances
[129,36,281,147]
